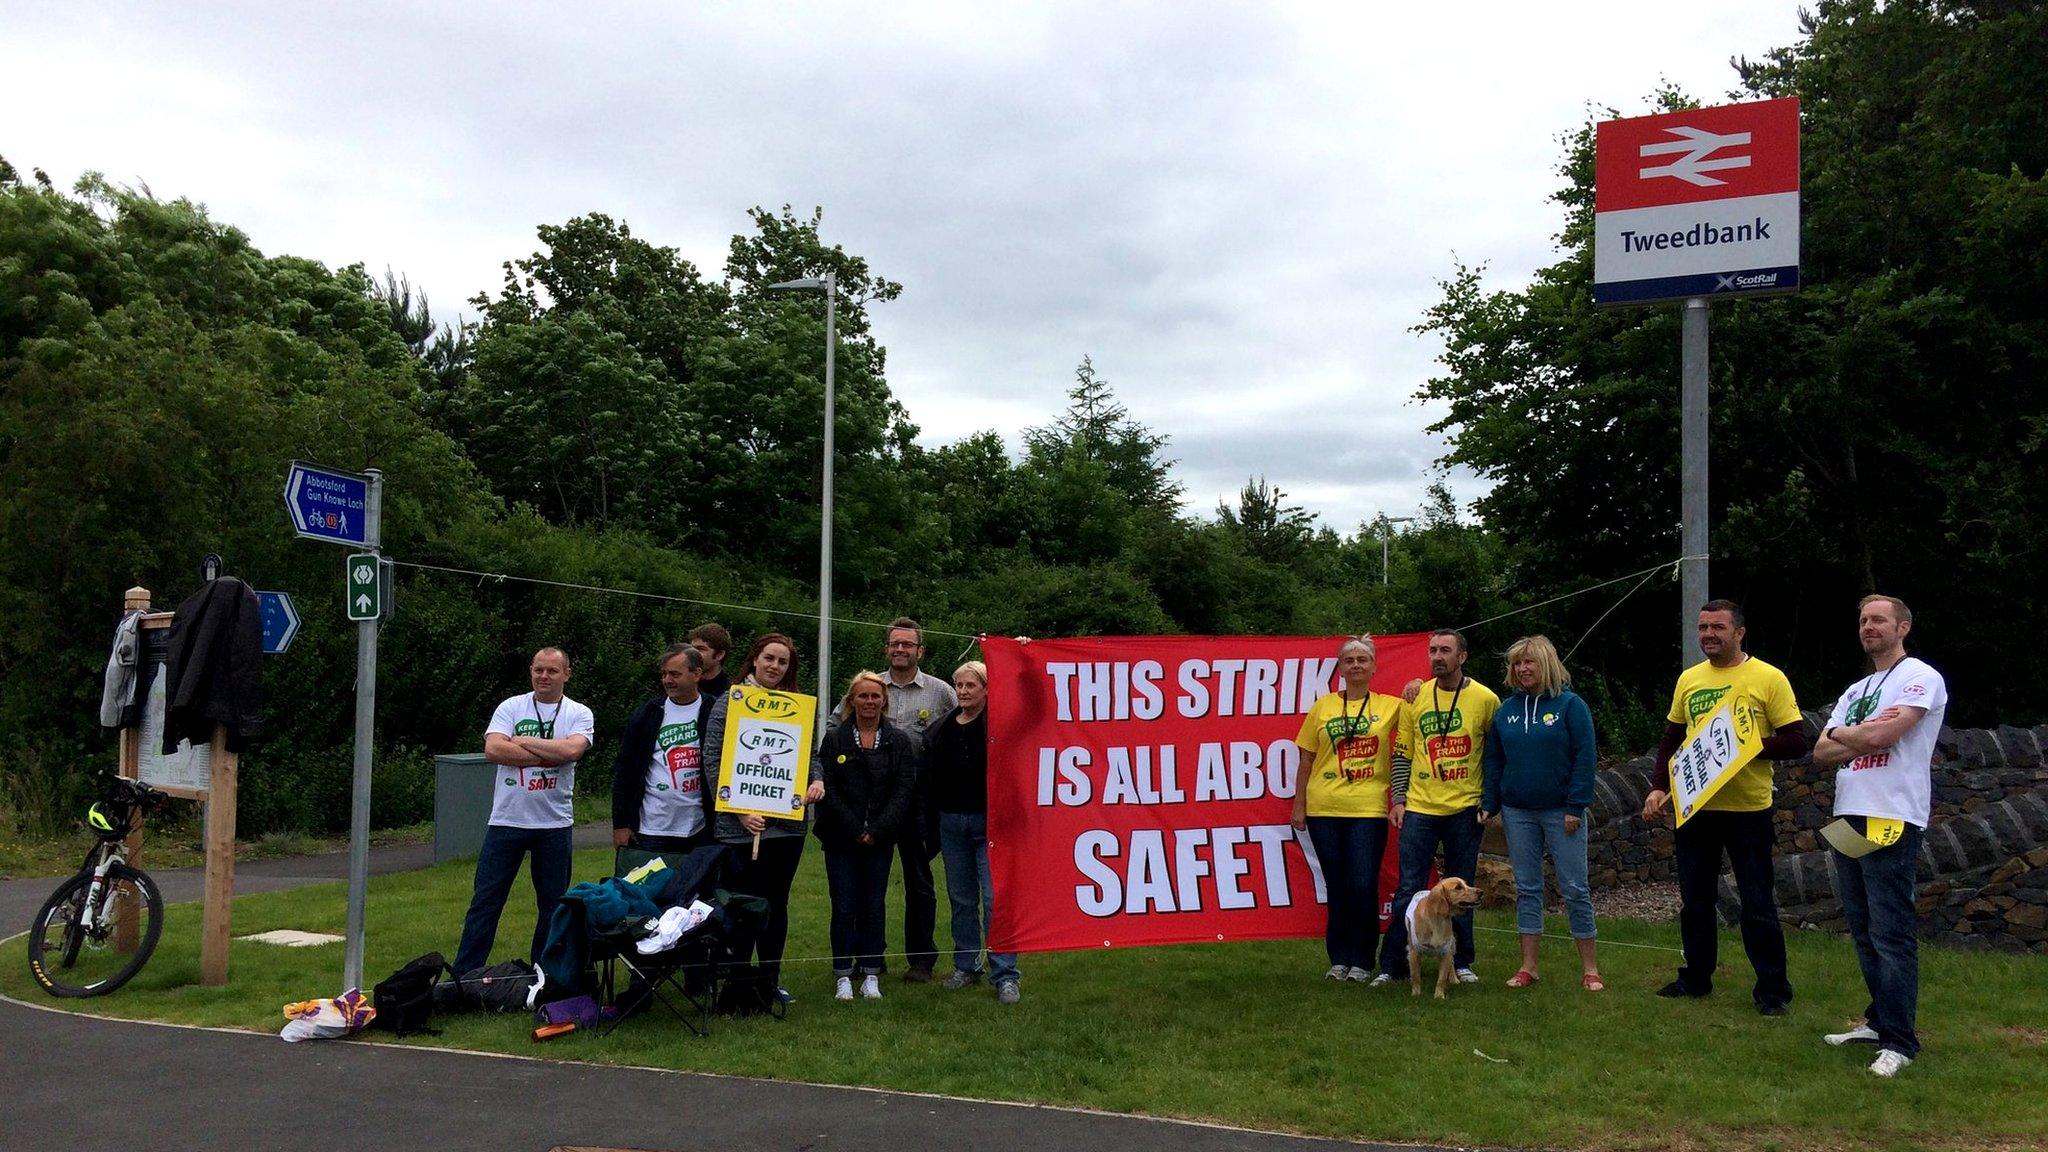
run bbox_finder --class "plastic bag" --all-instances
[280,987,376,1042]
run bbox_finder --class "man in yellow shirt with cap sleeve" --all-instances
[1642,600,1812,1015]
[1372,628,1498,987]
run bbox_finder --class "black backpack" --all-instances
[715,964,779,1018]
[456,959,546,1013]
[370,951,453,1037]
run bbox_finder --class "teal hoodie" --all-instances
[1481,689,1596,812]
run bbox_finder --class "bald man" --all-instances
[453,647,596,977]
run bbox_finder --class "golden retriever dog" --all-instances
[1408,876,1482,1000]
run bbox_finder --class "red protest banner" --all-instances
[985,633,1429,953]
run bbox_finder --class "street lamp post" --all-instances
[769,272,837,729]
[1379,515,1417,586]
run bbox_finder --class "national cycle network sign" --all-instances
[1593,97,1800,306]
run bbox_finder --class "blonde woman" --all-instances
[1292,635,1411,982]
[813,671,917,1001]
[1479,635,1600,990]
[926,661,1020,1002]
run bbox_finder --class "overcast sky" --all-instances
[3,1,1803,534]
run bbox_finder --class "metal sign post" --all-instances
[281,460,385,990]
[1591,97,1800,663]
[343,471,382,992]
[1680,299,1710,659]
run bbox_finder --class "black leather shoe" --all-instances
[903,967,935,984]
[1757,1000,1790,1017]
[1656,979,1708,998]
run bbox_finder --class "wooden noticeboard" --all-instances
[116,585,240,986]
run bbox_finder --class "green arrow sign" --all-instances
[346,553,382,621]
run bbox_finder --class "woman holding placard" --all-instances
[705,632,823,1006]
[1291,635,1410,983]
[814,670,918,1001]
[926,660,1021,1003]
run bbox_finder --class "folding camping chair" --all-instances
[583,844,776,1036]
[592,913,719,1037]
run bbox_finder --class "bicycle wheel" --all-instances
[27,865,164,998]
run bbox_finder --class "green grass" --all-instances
[4,849,2042,1151]
[0,822,433,881]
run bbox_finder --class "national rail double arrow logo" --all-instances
[1638,125,1753,187]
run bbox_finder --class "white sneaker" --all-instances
[834,976,854,1002]
[1825,1025,1880,1046]
[1869,1049,1912,1078]
[859,974,882,1000]
[1324,964,1349,981]
[1366,972,1394,987]
[1456,967,1480,984]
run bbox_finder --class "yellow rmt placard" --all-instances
[714,685,817,819]
[1820,816,1907,859]
[1670,698,1764,826]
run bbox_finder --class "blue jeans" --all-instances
[1379,807,1483,977]
[824,842,894,977]
[1501,806,1596,939]
[1674,807,1790,1005]
[1305,815,1389,971]
[939,811,1019,985]
[1833,820,1924,1058]
[454,823,574,976]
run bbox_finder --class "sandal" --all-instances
[1506,970,1538,988]
[1582,972,1606,992]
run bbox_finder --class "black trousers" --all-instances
[1675,807,1792,1005]
[725,835,805,985]
[898,827,939,972]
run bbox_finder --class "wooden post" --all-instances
[115,586,150,952]
[200,724,238,986]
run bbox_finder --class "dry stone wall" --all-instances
[1577,714,2048,954]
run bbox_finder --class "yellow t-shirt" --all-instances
[1294,691,1407,818]
[1666,656,1803,812]
[1403,678,1500,816]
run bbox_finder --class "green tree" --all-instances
[1024,356,1182,513]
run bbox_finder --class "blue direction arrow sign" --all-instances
[257,591,301,654]
[284,461,371,546]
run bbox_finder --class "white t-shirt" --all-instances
[638,697,706,838]
[486,693,596,829]
[1827,657,1947,828]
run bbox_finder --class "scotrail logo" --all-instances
[1715,271,1781,291]
[1639,126,1753,187]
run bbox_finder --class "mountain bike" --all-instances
[27,775,173,997]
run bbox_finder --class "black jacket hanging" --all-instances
[161,576,264,753]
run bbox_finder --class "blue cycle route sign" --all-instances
[257,591,300,654]
[284,461,370,546]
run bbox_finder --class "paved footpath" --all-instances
[0,831,1447,1152]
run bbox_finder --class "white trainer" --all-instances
[1324,964,1349,981]
[859,974,882,1000]
[1825,1025,1880,1046]
[834,976,854,1002]
[1366,972,1394,987]
[1869,1050,1912,1078]
[1455,967,1480,984]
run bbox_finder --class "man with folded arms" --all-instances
[1811,594,1947,1078]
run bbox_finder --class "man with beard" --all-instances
[1643,600,1811,1015]
[1374,629,1497,987]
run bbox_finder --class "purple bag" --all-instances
[537,994,600,1029]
